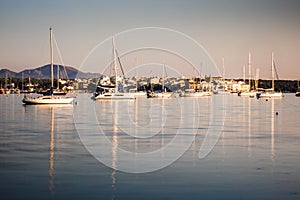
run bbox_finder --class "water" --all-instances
[0,93,300,199]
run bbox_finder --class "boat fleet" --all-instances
[2,27,298,104]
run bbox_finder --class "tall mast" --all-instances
[22,72,24,91]
[112,36,118,92]
[5,71,7,91]
[255,68,259,89]
[57,65,59,90]
[243,65,246,82]
[248,52,251,91]
[222,57,225,81]
[162,62,165,92]
[50,27,54,89]
[135,56,138,91]
[271,52,275,91]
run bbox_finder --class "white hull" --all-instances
[238,91,257,97]
[180,91,212,97]
[156,92,173,98]
[216,91,231,95]
[93,92,136,100]
[147,92,173,98]
[258,92,283,98]
[22,95,74,104]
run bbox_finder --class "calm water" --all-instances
[0,93,300,199]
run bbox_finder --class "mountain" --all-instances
[0,69,17,78]
[0,64,100,79]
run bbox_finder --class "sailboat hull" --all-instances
[93,93,135,100]
[22,95,74,104]
[180,91,212,97]
[256,92,283,99]
[238,91,257,97]
[147,92,173,98]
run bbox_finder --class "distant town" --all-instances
[0,70,298,94]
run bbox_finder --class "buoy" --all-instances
[276,112,278,116]
[266,99,268,101]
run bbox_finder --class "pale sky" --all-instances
[0,0,299,79]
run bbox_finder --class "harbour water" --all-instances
[0,93,300,199]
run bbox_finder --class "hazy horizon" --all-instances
[0,0,299,79]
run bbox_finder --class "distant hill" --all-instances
[0,64,100,79]
[0,69,16,78]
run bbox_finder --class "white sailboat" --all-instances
[147,63,173,98]
[256,52,283,99]
[179,88,212,97]
[92,36,135,100]
[129,58,147,97]
[22,27,74,104]
[214,58,231,94]
[180,64,212,97]
[238,52,257,97]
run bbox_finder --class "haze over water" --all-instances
[1,94,300,199]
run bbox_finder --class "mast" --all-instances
[22,72,24,91]
[162,62,165,92]
[50,27,54,89]
[200,61,202,90]
[222,57,225,81]
[112,36,118,92]
[5,71,7,92]
[271,52,275,91]
[57,65,59,90]
[243,65,246,82]
[222,58,225,92]
[248,52,251,91]
[255,68,259,90]
[135,56,138,91]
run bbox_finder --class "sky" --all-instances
[0,0,299,79]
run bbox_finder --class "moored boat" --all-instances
[22,93,74,104]
[180,89,211,97]
[238,52,257,98]
[22,27,74,105]
[256,52,283,99]
[92,36,135,100]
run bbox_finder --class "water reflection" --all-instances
[2,94,300,199]
[49,106,54,194]
[270,99,275,162]
[22,104,73,194]
[111,101,118,196]
[248,98,252,158]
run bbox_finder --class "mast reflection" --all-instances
[270,99,275,161]
[161,98,165,153]
[248,98,252,158]
[111,101,118,193]
[49,106,54,194]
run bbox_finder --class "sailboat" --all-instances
[92,36,135,100]
[213,58,230,95]
[256,52,283,99]
[147,63,173,98]
[180,88,212,97]
[238,52,257,97]
[22,27,74,104]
